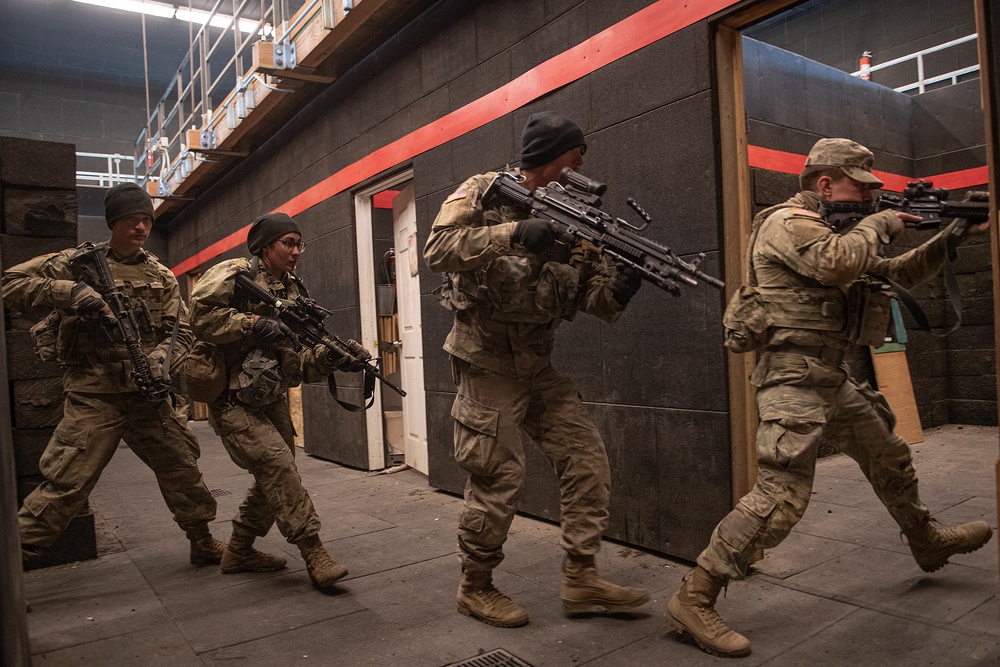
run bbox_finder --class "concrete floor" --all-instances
[21,421,1000,666]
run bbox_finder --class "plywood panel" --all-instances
[871,350,924,445]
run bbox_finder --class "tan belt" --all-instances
[771,343,846,366]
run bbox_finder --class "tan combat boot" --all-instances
[295,534,348,591]
[903,518,993,572]
[457,570,529,628]
[666,566,750,658]
[221,534,288,573]
[561,554,650,616]
[187,525,226,566]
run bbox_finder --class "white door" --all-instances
[392,184,428,474]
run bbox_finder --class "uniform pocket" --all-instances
[451,393,500,476]
[38,422,89,486]
[757,385,826,469]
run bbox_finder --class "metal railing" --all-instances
[133,0,309,194]
[851,34,979,94]
[76,152,137,189]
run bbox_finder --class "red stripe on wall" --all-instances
[747,145,989,193]
[171,0,739,275]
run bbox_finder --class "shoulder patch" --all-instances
[444,188,468,204]
[789,207,823,219]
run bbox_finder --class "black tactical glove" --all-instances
[70,282,113,318]
[511,218,556,253]
[252,316,294,346]
[319,341,370,373]
[609,260,642,306]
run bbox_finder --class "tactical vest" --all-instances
[723,202,892,352]
[57,256,164,365]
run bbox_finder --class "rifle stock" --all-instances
[483,169,724,296]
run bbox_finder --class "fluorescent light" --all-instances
[72,0,177,20]
[71,0,258,33]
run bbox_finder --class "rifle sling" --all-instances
[879,249,962,339]
[327,363,377,412]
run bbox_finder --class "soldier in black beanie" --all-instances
[423,112,647,628]
[189,209,370,593]
[2,180,225,568]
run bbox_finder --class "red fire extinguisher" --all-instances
[859,51,872,81]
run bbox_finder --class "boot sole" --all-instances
[665,605,751,659]
[562,591,651,616]
[457,602,529,628]
[916,526,993,573]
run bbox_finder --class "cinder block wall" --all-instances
[744,38,994,427]
[0,136,97,568]
[745,0,978,91]
[166,0,732,561]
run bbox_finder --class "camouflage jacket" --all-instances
[752,190,954,350]
[1,245,193,393]
[424,171,627,377]
[188,257,333,390]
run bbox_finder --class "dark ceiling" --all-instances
[0,0,261,90]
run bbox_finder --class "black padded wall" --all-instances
[165,0,733,560]
[744,38,994,428]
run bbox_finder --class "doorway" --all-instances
[354,170,428,473]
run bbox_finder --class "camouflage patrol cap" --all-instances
[803,138,884,188]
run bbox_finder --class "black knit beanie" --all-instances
[104,183,154,228]
[519,112,586,170]
[246,213,301,256]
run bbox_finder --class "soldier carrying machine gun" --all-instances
[482,167,725,296]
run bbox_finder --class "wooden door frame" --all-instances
[972,0,1000,584]
[714,0,802,502]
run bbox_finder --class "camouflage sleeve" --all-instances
[1,250,78,319]
[868,220,955,288]
[571,240,626,324]
[757,209,895,286]
[189,259,255,344]
[423,173,515,273]
[299,346,334,383]
[149,270,196,369]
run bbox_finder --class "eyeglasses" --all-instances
[575,145,587,156]
[276,238,306,252]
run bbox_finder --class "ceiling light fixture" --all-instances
[70,0,258,33]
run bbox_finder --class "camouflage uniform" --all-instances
[2,245,216,555]
[189,258,335,544]
[424,171,628,574]
[698,190,953,581]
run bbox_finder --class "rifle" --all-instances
[823,181,992,338]
[68,241,171,410]
[234,271,405,412]
[823,179,990,241]
[482,168,724,296]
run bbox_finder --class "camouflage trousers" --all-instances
[209,395,320,544]
[698,352,929,581]
[450,357,611,573]
[20,391,217,554]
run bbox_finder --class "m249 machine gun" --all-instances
[482,168,724,296]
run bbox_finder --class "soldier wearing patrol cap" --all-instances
[189,212,365,592]
[2,182,224,567]
[664,138,993,658]
[424,111,649,628]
